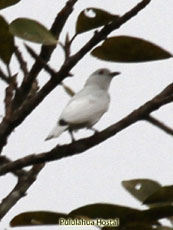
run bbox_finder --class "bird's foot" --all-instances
[69,130,75,142]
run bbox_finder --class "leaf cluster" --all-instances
[10,179,173,229]
[0,3,172,66]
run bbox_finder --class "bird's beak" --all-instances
[109,71,121,77]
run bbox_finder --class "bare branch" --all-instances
[0,163,44,220]
[146,115,173,136]
[0,83,172,175]
[0,156,27,178]
[15,46,28,77]
[25,44,75,96]
[0,156,43,220]
[24,44,57,78]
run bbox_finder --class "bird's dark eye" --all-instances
[98,69,104,75]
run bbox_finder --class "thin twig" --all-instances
[69,33,78,45]
[0,83,172,175]
[0,163,44,220]
[25,44,75,96]
[15,46,28,77]
[60,33,78,61]
[146,115,173,136]
[6,65,12,78]
[4,74,17,120]
[24,44,57,78]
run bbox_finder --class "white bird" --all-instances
[45,68,120,141]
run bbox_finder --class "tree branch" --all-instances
[0,156,26,178]
[146,115,173,136]
[15,46,29,77]
[0,83,172,175]
[0,163,44,220]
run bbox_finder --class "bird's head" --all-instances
[93,68,120,77]
[85,68,120,90]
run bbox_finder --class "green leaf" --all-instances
[122,179,161,203]
[69,203,142,227]
[10,211,68,226]
[0,0,20,10]
[91,36,172,63]
[70,203,173,226]
[143,206,173,222]
[76,8,119,34]
[69,203,137,219]
[144,185,173,205]
[9,18,57,45]
[0,16,15,64]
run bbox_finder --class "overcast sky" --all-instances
[0,0,173,229]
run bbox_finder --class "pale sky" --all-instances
[0,0,173,229]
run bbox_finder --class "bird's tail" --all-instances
[45,124,68,141]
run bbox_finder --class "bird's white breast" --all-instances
[59,86,110,128]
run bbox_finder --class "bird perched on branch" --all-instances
[45,68,120,141]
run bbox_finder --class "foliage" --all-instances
[10,179,173,228]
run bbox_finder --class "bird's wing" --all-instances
[60,89,110,126]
